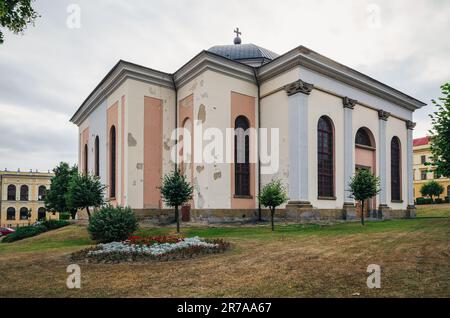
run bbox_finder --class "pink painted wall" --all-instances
[144,96,163,209]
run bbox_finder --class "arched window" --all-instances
[95,136,100,177]
[84,143,88,174]
[20,185,29,201]
[7,185,16,201]
[234,116,250,196]
[7,207,15,220]
[110,126,116,198]
[38,186,47,201]
[38,207,46,221]
[317,116,334,197]
[391,137,401,201]
[355,128,373,147]
[20,207,29,220]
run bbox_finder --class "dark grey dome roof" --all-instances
[208,43,279,63]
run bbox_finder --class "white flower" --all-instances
[88,237,219,257]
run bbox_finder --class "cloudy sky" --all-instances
[0,0,449,171]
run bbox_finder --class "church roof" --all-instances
[413,136,431,147]
[208,43,279,64]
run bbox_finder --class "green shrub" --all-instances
[2,225,47,243]
[41,220,70,231]
[416,197,433,205]
[435,198,444,204]
[59,213,71,220]
[445,196,450,203]
[87,205,138,243]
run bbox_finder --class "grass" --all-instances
[416,203,450,218]
[0,205,448,298]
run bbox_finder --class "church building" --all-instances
[70,30,426,222]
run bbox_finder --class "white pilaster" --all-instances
[406,121,416,208]
[343,97,357,206]
[378,110,390,207]
[285,80,313,204]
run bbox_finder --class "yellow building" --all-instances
[0,170,58,227]
[413,137,450,200]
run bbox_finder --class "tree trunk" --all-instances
[361,200,365,226]
[271,207,275,232]
[175,205,180,233]
[86,206,91,220]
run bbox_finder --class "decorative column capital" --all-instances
[406,120,416,130]
[343,97,357,109]
[378,110,391,121]
[284,79,314,96]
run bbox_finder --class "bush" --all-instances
[445,196,450,203]
[59,213,71,220]
[87,205,138,243]
[416,197,433,205]
[41,220,70,231]
[435,198,444,204]
[2,225,47,243]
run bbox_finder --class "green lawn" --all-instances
[0,205,448,298]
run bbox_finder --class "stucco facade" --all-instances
[0,171,58,227]
[71,39,425,222]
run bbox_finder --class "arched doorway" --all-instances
[38,207,46,221]
[355,127,376,218]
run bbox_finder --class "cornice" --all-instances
[257,46,427,111]
[284,79,314,96]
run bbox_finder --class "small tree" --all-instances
[258,179,288,231]
[428,83,450,178]
[67,173,106,219]
[160,169,193,233]
[348,169,381,226]
[45,162,78,219]
[420,181,444,201]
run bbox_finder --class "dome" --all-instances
[208,43,279,66]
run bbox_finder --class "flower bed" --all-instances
[71,236,230,263]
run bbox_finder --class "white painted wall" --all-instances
[88,99,107,187]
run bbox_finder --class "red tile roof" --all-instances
[413,136,431,147]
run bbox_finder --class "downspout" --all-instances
[253,65,262,221]
[172,74,178,171]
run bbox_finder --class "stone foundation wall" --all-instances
[133,207,414,224]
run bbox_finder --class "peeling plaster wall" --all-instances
[177,70,258,209]
[88,99,107,188]
[126,79,175,209]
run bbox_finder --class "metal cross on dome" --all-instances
[234,27,242,37]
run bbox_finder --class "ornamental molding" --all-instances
[284,79,314,96]
[406,120,416,130]
[378,110,391,121]
[343,97,357,109]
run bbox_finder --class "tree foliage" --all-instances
[44,162,78,219]
[348,169,381,226]
[0,0,39,44]
[428,83,450,178]
[67,173,107,219]
[160,169,193,233]
[420,180,444,201]
[258,179,288,231]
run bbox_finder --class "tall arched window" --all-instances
[20,185,29,201]
[7,185,16,201]
[317,116,334,197]
[7,207,15,220]
[38,186,47,201]
[95,136,100,177]
[391,137,401,201]
[84,143,88,174]
[20,207,29,220]
[110,126,116,198]
[235,116,250,196]
[38,207,46,221]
